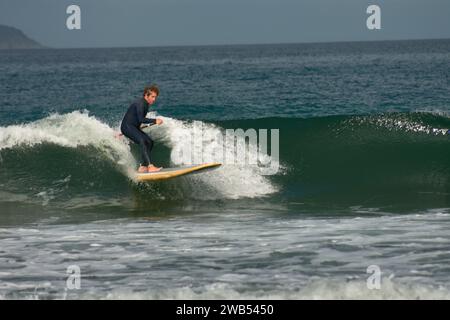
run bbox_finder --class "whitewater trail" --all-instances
[0,111,279,200]
[144,114,279,199]
[0,111,137,179]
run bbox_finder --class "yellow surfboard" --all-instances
[136,163,222,182]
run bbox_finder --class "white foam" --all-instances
[149,116,279,199]
[0,111,137,178]
[71,279,450,300]
[349,114,449,136]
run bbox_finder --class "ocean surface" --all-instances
[0,39,449,299]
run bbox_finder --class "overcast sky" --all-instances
[1,0,449,48]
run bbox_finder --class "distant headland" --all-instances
[0,25,45,49]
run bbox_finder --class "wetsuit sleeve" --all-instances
[136,102,157,125]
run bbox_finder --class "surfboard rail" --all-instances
[135,162,222,182]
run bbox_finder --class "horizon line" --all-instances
[14,37,450,51]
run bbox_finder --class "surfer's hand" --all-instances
[156,119,163,125]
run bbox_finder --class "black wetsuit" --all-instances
[120,98,157,167]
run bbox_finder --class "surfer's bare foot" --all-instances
[148,165,162,172]
[137,166,148,173]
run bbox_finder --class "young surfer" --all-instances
[121,85,163,173]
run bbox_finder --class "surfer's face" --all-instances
[144,92,158,105]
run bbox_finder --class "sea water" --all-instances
[0,40,449,299]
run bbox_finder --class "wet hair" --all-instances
[143,84,159,97]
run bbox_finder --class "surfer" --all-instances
[121,85,163,173]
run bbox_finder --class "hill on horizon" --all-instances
[0,25,44,49]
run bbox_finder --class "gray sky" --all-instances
[1,0,449,48]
